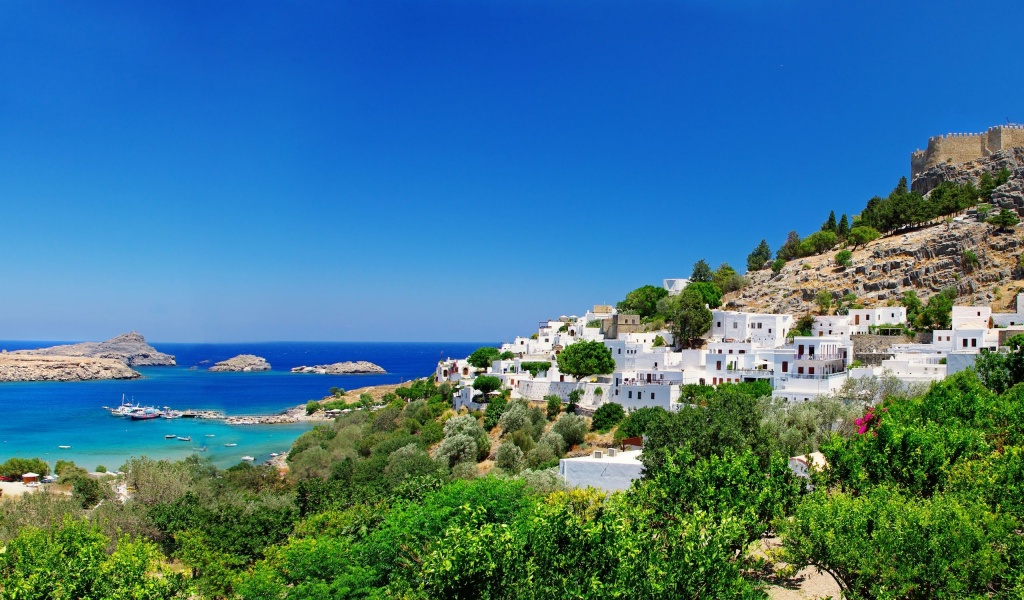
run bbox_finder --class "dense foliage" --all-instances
[555,340,615,380]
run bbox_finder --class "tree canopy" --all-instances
[467,347,501,369]
[746,239,772,272]
[555,340,616,381]
[615,284,668,320]
[658,286,712,349]
[690,259,713,283]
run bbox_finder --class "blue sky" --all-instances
[1,1,1022,342]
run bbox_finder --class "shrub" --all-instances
[963,249,979,271]
[305,400,320,415]
[652,335,665,347]
[834,249,853,267]
[498,402,529,433]
[591,402,625,432]
[95,465,107,473]
[507,430,536,454]
[520,361,551,377]
[494,442,525,474]
[434,434,478,469]
[473,375,502,398]
[772,258,786,274]
[538,431,566,456]
[483,396,508,431]
[545,395,562,420]
[442,415,490,461]
[552,413,588,448]
[525,444,558,469]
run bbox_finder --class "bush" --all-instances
[525,444,558,469]
[473,375,502,398]
[591,402,625,432]
[652,335,665,347]
[483,396,508,431]
[305,400,320,416]
[434,434,478,469]
[545,395,562,421]
[538,431,566,456]
[834,249,853,267]
[0,457,49,478]
[520,361,551,377]
[552,414,588,448]
[772,257,786,274]
[494,442,525,474]
[95,465,106,473]
[498,402,529,434]
[442,415,490,461]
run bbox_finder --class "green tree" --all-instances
[494,441,525,474]
[847,225,880,250]
[686,281,723,309]
[466,347,501,369]
[616,284,669,320]
[746,239,772,272]
[815,290,833,315]
[837,213,850,239]
[545,395,562,420]
[658,286,713,349]
[556,340,615,381]
[551,413,588,447]
[822,210,837,232]
[482,395,508,430]
[690,259,713,282]
[799,230,838,256]
[712,263,747,293]
[918,287,957,330]
[771,257,786,274]
[834,249,853,267]
[988,207,1020,233]
[777,231,801,261]
[975,334,1024,394]
[472,375,502,398]
[901,290,922,324]
[591,402,625,432]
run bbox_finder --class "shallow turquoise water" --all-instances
[0,341,483,471]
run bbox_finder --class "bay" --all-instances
[0,341,484,471]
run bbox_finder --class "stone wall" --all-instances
[911,125,1024,179]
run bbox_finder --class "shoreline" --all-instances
[226,382,413,425]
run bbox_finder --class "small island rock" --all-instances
[0,354,141,382]
[209,354,271,372]
[290,361,386,375]
[12,332,176,366]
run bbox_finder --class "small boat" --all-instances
[164,434,176,439]
[177,436,192,442]
[223,443,237,447]
[241,455,255,462]
[199,446,208,452]
[58,445,71,449]
[269,452,279,457]
[205,434,215,437]
[130,407,163,420]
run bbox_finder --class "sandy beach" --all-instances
[0,481,45,498]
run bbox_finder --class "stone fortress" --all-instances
[912,124,1024,179]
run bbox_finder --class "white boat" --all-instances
[241,455,255,462]
[205,434,215,437]
[224,443,237,447]
[269,452,279,457]
[164,434,176,439]
[58,445,71,449]
[177,436,192,442]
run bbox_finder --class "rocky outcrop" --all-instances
[912,147,1024,212]
[13,332,176,367]
[0,354,141,382]
[725,219,1023,316]
[209,354,271,372]
[291,361,386,375]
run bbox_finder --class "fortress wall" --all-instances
[913,126,1024,179]
[993,125,1024,152]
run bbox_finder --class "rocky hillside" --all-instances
[209,354,271,372]
[12,331,176,366]
[725,149,1024,316]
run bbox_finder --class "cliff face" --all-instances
[726,219,1022,316]
[209,354,271,372]
[911,146,1024,205]
[13,332,176,366]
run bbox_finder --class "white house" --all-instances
[709,310,791,347]
[663,278,690,296]
[559,449,644,492]
[848,307,907,334]
[812,315,853,341]
[951,306,991,330]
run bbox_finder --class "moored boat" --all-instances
[164,434,176,439]
[177,436,191,442]
[224,443,237,447]
[241,455,255,462]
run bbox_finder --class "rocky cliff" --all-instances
[291,361,386,375]
[726,150,1024,317]
[12,332,176,366]
[209,354,271,372]
[726,219,1022,316]
[0,354,141,382]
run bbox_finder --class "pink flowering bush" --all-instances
[854,407,886,435]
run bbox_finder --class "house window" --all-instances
[716,360,722,370]
[782,361,788,373]
[798,367,804,374]
[717,322,721,328]
[972,339,977,348]
[728,349,733,354]
[963,339,968,348]
[628,391,632,398]
[758,323,763,329]
[809,367,815,375]
[739,350,745,354]
[733,322,738,329]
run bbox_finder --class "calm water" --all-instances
[0,341,484,471]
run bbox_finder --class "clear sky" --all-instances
[1,1,1022,343]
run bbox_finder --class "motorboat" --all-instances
[223,443,237,447]
[58,445,71,449]
[164,434,176,439]
[241,455,255,462]
[177,436,192,442]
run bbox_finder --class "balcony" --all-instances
[794,353,847,361]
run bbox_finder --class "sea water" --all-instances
[0,341,485,471]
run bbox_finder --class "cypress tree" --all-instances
[822,210,837,233]
[837,214,850,239]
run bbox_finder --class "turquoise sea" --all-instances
[0,341,484,471]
